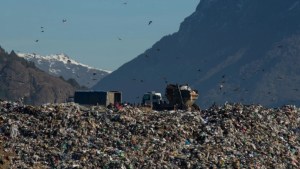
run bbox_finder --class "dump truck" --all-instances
[142,84,200,111]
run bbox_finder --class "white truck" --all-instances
[141,91,162,108]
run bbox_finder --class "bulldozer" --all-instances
[141,84,200,111]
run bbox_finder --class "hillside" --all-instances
[93,0,300,108]
[0,47,77,105]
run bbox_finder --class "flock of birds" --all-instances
[31,1,154,86]
[34,1,153,43]
[35,19,67,43]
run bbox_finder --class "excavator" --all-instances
[142,84,200,111]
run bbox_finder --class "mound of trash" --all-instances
[0,100,300,168]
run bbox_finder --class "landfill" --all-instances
[1,100,300,168]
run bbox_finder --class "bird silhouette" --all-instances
[277,45,283,48]
[35,40,39,42]
[62,19,67,23]
[148,21,152,25]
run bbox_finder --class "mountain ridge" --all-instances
[0,46,77,105]
[17,53,111,88]
[93,0,300,108]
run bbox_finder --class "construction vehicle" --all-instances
[141,84,200,111]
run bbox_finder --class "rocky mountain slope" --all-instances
[17,53,111,88]
[93,0,300,108]
[0,47,77,105]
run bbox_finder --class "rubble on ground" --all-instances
[0,100,300,168]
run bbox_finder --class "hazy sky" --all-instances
[0,0,200,71]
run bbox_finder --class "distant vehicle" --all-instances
[74,90,122,106]
[142,91,162,107]
[142,84,200,111]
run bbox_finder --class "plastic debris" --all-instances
[0,100,300,168]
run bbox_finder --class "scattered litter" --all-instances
[0,100,300,168]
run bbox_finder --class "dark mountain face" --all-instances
[0,47,77,105]
[93,0,300,108]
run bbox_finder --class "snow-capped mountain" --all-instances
[17,53,111,88]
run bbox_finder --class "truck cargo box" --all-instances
[74,90,122,106]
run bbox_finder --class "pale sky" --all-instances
[0,0,200,71]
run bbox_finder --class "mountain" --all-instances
[17,53,111,88]
[0,47,77,105]
[93,0,300,108]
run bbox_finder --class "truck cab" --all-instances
[142,91,162,107]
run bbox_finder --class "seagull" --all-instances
[219,84,223,90]
[35,40,39,42]
[148,21,152,25]
[123,2,127,5]
[62,19,67,23]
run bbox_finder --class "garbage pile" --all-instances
[1,100,300,168]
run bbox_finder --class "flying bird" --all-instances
[62,19,67,23]
[123,2,127,5]
[35,40,39,42]
[219,84,223,90]
[148,21,152,25]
